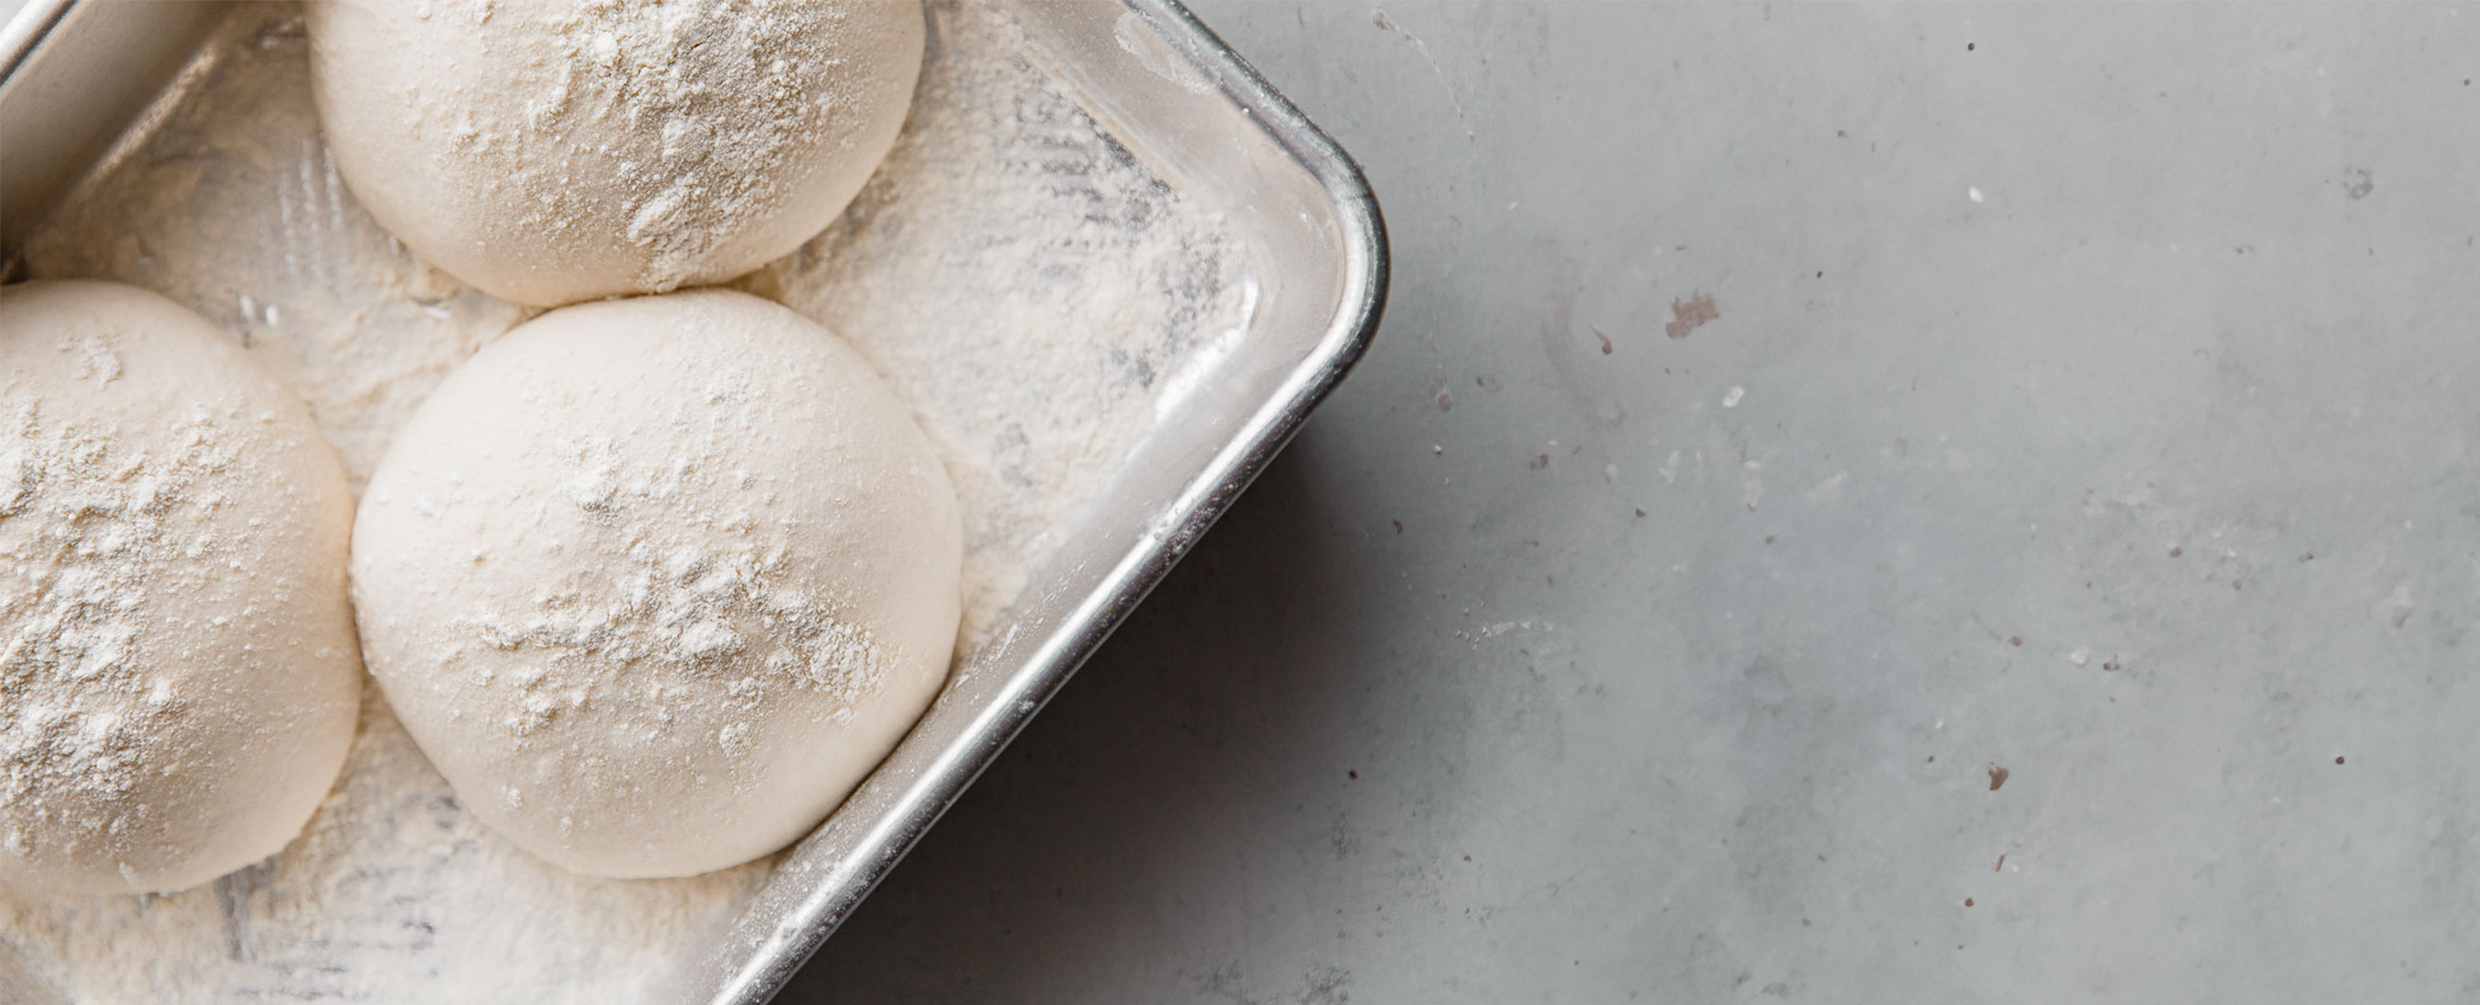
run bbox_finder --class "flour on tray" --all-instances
[0,2,1243,1001]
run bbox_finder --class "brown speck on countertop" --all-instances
[1592,325,1614,355]
[1964,898,1975,907]
[2103,658,2119,672]
[1665,291,1720,339]
[1530,453,1550,471]
[2232,579,2244,590]
[1987,764,2010,791]
[1994,854,2005,872]
[1634,508,1646,518]
[1434,385,1453,411]
[2007,636,2022,647]
[2335,756,2345,765]
[2170,545,2182,558]
[1391,520,1403,534]
[1348,770,1359,780]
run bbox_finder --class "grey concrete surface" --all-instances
[781,4,2480,1003]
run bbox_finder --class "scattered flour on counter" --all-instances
[1,1,1244,1002]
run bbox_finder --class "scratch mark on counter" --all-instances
[1536,282,1618,426]
[1371,9,1476,141]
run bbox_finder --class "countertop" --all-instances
[783,4,2480,1002]
[5,1,2473,1001]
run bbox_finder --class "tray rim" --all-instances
[0,0,73,79]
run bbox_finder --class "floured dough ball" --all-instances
[0,280,361,896]
[305,0,925,307]
[351,290,961,878]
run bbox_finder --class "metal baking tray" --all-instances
[0,1,1385,1002]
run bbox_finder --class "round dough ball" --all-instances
[305,0,924,308]
[0,280,362,896]
[351,290,961,878]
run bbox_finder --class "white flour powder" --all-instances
[0,2,1244,1000]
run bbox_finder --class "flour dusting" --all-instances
[0,387,228,871]
[0,1,1245,1001]
[305,0,922,307]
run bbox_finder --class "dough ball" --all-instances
[351,290,961,878]
[0,280,361,896]
[306,0,924,307]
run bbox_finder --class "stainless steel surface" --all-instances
[0,0,228,259]
[0,3,1382,1002]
